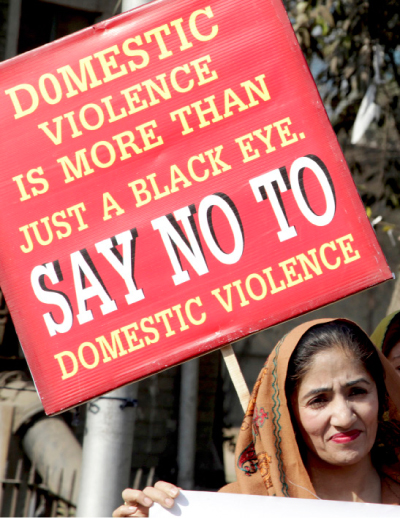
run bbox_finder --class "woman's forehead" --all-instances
[297,347,373,391]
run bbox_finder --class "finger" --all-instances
[154,481,180,499]
[121,489,153,509]
[112,504,147,517]
[143,484,179,509]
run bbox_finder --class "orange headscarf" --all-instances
[220,319,400,504]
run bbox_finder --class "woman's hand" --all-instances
[112,481,180,517]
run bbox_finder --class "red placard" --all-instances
[0,0,392,415]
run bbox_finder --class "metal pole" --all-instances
[0,406,14,510]
[177,358,199,490]
[76,384,138,517]
[5,0,22,59]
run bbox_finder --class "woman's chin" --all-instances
[308,445,370,468]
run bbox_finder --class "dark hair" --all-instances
[382,313,400,357]
[285,320,386,410]
[285,320,393,467]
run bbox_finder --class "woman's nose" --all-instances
[330,397,356,428]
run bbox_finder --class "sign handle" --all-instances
[221,345,250,413]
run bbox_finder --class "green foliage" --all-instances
[284,0,400,236]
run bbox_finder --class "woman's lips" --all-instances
[330,430,361,443]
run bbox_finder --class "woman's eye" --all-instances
[349,387,367,396]
[308,396,327,408]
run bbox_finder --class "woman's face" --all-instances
[292,346,379,468]
[387,341,400,376]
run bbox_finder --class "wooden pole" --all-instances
[221,345,250,413]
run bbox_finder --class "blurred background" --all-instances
[0,0,399,516]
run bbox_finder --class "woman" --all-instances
[113,318,400,517]
[371,311,400,373]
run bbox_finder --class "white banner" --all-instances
[150,490,398,518]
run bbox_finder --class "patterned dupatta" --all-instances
[221,318,400,502]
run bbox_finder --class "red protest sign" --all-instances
[0,0,392,415]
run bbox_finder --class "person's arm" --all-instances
[112,481,180,517]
